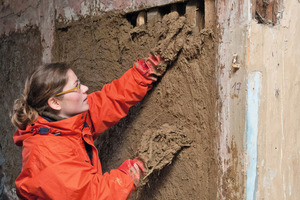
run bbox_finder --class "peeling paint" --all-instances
[217,0,252,199]
[63,7,78,21]
[80,2,90,16]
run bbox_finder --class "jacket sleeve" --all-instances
[87,66,153,139]
[15,141,136,200]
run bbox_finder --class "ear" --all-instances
[48,97,62,111]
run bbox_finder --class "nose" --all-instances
[81,84,89,94]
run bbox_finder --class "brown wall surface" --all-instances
[0,28,43,198]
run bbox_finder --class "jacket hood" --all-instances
[13,112,88,146]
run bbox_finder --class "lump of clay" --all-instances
[137,123,192,186]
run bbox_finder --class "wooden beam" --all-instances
[147,8,161,22]
[136,11,146,26]
[205,0,216,29]
[186,0,201,29]
[251,0,257,19]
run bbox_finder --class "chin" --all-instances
[84,105,90,112]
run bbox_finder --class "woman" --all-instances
[11,54,164,200]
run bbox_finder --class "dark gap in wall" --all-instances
[159,2,187,16]
[126,12,138,27]
[199,0,205,29]
[56,25,71,32]
[255,0,283,25]
[200,0,204,18]
[159,5,171,16]
[125,1,188,27]
[176,2,187,16]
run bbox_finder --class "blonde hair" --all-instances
[11,63,70,130]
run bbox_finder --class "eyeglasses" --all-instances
[56,80,81,96]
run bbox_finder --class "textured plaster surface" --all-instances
[0,0,184,63]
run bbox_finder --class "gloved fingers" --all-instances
[133,158,146,174]
[148,53,165,66]
[133,163,141,175]
[147,53,165,76]
[118,159,144,187]
[135,54,165,81]
[147,74,158,81]
[147,53,160,66]
[132,164,142,186]
[135,60,148,75]
[145,61,162,76]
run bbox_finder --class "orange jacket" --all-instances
[13,67,152,200]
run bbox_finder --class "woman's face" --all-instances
[57,69,89,118]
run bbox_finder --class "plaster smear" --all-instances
[137,123,192,186]
[52,11,219,200]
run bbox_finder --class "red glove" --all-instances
[118,158,145,186]
[135,53,164,81]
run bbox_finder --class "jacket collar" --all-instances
[13,112,88,146]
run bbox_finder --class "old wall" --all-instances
[216,0,250,199]
[217,0,300,199]
[1,0,299,199]
[0,28,43,198]
[0,0,220,199]
[0,0,185,63]
[248,0,300,199]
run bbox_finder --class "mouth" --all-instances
[83,97,88,102]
